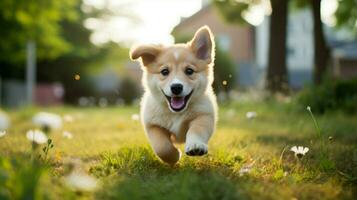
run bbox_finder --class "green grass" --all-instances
[1,101,357,199]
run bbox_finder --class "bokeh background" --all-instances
[0,0,356,109]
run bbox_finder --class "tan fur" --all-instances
[130,26,217,165]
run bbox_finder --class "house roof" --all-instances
[172,5,211,34]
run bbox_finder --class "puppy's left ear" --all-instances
[189,26,215,63]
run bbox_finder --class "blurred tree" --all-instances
[36,3,129,103]
[0,0,130,103]
[293,0,330,85]
[312,0,330,84]
[266,0,289,93]
[214,0,289,93]
[0,0,79,64]
[173,35,236,94]
[118,76,142,105]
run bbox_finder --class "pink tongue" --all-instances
[171,97,185,109]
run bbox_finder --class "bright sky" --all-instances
[321,0,338,26]
[83,0,202,46]
[83,0,339,46]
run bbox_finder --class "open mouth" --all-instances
[162,90,193,112]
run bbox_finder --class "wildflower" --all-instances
[246,111,257,119]
[0,130,6,138]
[306,106,311,111]
[33,112,62,131]
[0,112,10,130]
[290,146,309,159]
[63,131,73,139]
[26,130,48,144]
[131,114,140,121]
[65,172,98,192]
[328,136,333,141]
[239,166,251,176]
[239,161,255,176]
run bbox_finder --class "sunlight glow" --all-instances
[242,0,271,26]
[83,0,202,46]
[321,0,338,27]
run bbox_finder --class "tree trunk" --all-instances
[266,0,289,93]
[312,0,330,84]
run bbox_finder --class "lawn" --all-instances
[0,100,356,199]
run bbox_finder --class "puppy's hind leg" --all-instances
[146,125,181,165]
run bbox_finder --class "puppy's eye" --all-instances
[185,67,194,76]
[161,68,170,76]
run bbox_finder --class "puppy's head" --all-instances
[130,26,215,113]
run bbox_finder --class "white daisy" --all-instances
[26,130,48,144]
[0,112,10,130]
[65,172,97,192]
[246,111,257,119]
[239,162,254,176]
[63,131,73,139]
[290,146,309,158]
[307,106,311,111]
[131,114,140,121]
[0,130,6,138]
[33,112,62,130]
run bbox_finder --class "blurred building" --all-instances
[1,80,64,107]
[93,65,120,94]
[172,5,256,87]
[172,4,315,89]
[330,40,357,80]
[172,4,357,89]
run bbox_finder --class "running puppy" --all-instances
[130,26,217,164]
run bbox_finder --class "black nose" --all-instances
[171,84,183,95]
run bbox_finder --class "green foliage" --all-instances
[306,107,336,171]
[290,0,312,11]
[92,146,244,199]
[0,0,80,64]
[213,0,250,24]
[1,103,357,199]
[118,77,142,105]
[213,45,237,92]
[0,157,46,200]
[35,10,129,103]
[173,35,236,93]
[297,78,357,114]
[273,169,285,180]
[97,171,242,200]
[40,139,54,163]
[335,0,357,34]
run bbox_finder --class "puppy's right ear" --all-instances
[130,45,162,66]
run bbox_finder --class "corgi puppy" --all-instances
[130,26,217,165]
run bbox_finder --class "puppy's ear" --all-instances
[189,26,215,63]
[130,45,162,66]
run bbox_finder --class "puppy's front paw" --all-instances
[185,141,208,156]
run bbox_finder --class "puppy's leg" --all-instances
[185,115,214,156]
[146,125,181,165]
